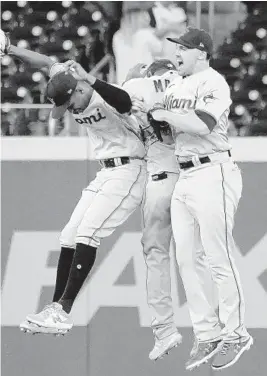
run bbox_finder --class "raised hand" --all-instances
[64,60,88,81]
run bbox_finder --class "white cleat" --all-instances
[190,337,199,358]
[186,340,222,371]
[149,331,183,361]
[212,336,253,370]
[26,302,73,332]
[19,320,69,336]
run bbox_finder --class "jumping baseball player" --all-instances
[123,60,220,361]
[1,31,147,335]
[149,27,253,370]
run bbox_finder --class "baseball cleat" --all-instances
[20,320,42,334]
[20,320,69,335]
[185,340,222,371]
[54,333,66,337]
[26,302,73,331]
[149,331,182,361]
[20,328,32,334]
[211,335,253,370]
[189,337,199,358]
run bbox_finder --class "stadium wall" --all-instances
[1,137,267,376]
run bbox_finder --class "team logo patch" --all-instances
[203,91,217,105]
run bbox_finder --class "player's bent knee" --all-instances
[59,229,76,249]
[141,235,155,255]
[75,235,100,248]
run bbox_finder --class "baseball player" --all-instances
[149,27,253,370]
[1,32,147,335]
[123,60,220,361]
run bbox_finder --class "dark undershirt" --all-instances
[91,79,132,114]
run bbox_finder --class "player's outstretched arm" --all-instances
[9,45,54,71]
[65,60,132,114]
[1,29,54,71]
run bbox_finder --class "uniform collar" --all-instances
[182,67,212,80]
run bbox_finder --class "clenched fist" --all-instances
[64,60,89,81]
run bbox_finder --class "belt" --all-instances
[100,157,130,168]
[152,172,168,181]
[179,150,231,170]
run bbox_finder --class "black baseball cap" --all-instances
[146,59,177,77]
[167,27,213,56]
[46,70,78,119]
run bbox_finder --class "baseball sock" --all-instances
[58,243,97,313]
[52,247,75,302]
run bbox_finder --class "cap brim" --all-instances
[167,37,210,54]
[166,37,196,49]
[51,101,70,120]
[167,37,180,44]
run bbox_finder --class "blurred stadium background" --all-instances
[1,1,267,136]
[1,2,267,376]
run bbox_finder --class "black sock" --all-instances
[52,247,75,302]
[58,243,97,313]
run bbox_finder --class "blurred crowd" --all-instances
[113,2,187,85]
[1,1,267,136]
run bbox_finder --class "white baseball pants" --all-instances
[171,159,250,342]
[60,159,146,248]
[142,172,220,340]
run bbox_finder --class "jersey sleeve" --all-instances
[196,76,232,123]
[122,79,144,100]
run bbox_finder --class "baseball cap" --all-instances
[146,59,177,77]
[46,70,78,119]
[167,27,213,56]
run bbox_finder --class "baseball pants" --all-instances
[60,159,146,248]
[142,172,219,340]
[171,158,250,342]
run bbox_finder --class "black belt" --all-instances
[152,172,168,181]
[179,150,231,170]
[101,157,130,168]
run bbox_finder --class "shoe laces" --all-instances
[41,304,57,318]
[219,342,231,356]
[42,303,62,318]
[204,342,214,354]
[234,343,241,353]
